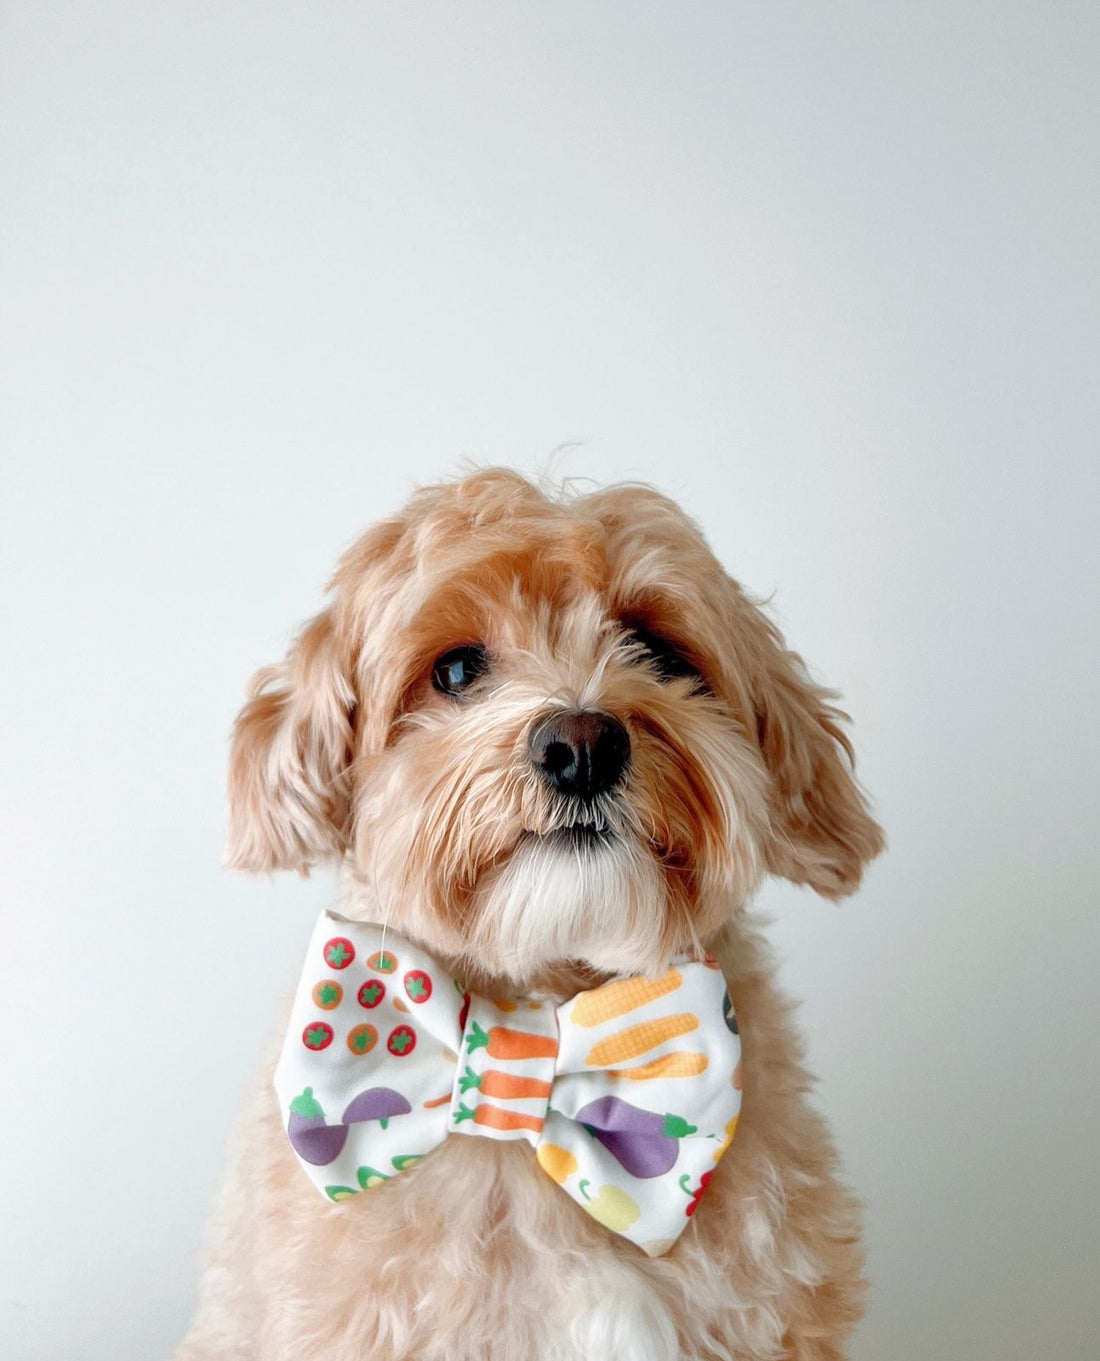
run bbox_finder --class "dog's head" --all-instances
[228,469,883,983]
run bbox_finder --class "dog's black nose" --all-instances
[528,710,630,799]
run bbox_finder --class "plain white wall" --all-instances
[2,4,1098,1358]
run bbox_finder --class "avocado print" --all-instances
[576,1096,697,1178]
[325,1185,358,1202]
[286,1088,348,1166]
[337,1157,419,1194]
[357,1165,390,1189]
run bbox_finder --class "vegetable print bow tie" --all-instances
[275,912,742,1256]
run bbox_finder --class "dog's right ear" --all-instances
[225,607,356,874]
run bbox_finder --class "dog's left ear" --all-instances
[733,598,885,899]
[225,607,356,874]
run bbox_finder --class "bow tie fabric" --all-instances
[274,912,742,1256]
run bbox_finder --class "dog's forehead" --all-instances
[453,518,609,599]
[403,484,706,602]
[393,500,604,610]
[336,475,728,669]
[393,518,611,651]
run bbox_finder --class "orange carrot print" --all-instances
[465,1021,558,1061]
[585,1013,698,1067]
[422,1093,452,1109]
[570,969,682,1027]
[458,1067,553,1100]
[454,1102,544,1133]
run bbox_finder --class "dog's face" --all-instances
[228,470,882,984]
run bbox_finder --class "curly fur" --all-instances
[177,468,883,1361]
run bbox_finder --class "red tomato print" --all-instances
[302,1022,334,1051]
[403,970,432,1003]
[367,950,398,975]
[323,937,355,970]
[346,1024,379,1056]
[357,979,386,1009]
[685,1170,713,1217]
[387,1025,417,1057]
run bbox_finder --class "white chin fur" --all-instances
[471,833,668,979]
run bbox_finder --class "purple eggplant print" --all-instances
[288,1085,414,1167]
[342,1087,412,1130]
[287,1088,349,1166]
[576,1096,697,1178]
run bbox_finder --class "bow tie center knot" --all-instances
[449,995,561,1144]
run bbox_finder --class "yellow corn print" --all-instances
[607,1051,708,1081]
[585,1013,698,1067]
[713,1114,739,1162]
[570,969,682,1027]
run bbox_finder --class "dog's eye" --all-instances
[624,627,702,685]
[432,645,490,696]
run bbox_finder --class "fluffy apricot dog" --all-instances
[175,469,883,1361]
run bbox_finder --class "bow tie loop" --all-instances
[275,913,742,1256]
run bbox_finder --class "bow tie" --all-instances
[274,912,742,1256]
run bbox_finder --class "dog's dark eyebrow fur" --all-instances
[619,620,710,689]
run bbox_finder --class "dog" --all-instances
[175,468,884,1361]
